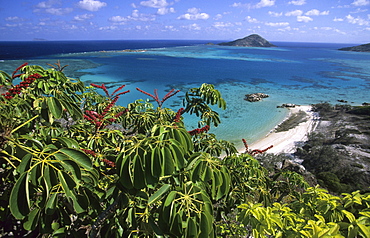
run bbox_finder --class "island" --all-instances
[218,34,276,47]
[338,43,370,52]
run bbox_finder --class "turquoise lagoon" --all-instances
[2,41,370,148]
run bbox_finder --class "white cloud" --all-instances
[334,29,346,34]
[110,10,156,23]
[77,0,107,12]
[177,8,209,20]
[231,1,274,9]
[99,26,117,30]
[182,23,201,30]
[164,25,178,31]
[157,7,175,15]
[74,14,94,21]
[265,22,289,26]
[297,16,313,22]
[45,7,73,15]
[140,0,169,8]
[288,0,306,5]
[34,0,73,15]
[268,11,283,17]
[245,16,259,23]
[346,14,369,25]
[35,0,59,9]
[64,24,78,30]
[214,14,223,20]
[350,8,368,13]
[256,0,275,8]
[109,16,127,22]
[333,17,344,21]
[352,0,369,6]
[5,16,25,22]
[305,9,329,16]
[231,2,251,8]
[285,10,303,16]
[213,22,234,29]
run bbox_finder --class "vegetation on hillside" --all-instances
[296,103,370,194]
[0,64,369,237]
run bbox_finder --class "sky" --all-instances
[0,0,369,43]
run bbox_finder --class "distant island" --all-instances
[218,34,276,47]
[338,43,370,52]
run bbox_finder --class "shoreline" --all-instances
[239,105,319,154]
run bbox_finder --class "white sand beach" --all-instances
[243,105,319,154]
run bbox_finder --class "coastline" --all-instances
[240,105,319,154]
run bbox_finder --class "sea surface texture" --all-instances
[1,40,369,148]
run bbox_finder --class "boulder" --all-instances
[277,103,297,108]
[245,93,269,102]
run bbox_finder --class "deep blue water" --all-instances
[1,40,369,148]
[0,40,214,59]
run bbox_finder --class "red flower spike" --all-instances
[101,84,109,97]
[188,125,210,136]
[136,87,180,107]
[114,90,130,98]
[101,159,116,168]
[242,138,273,155]
[81,149,97,157]
[174,107,184,122]
[90,83,103,89]
[112,85,126,96]
[12,62,28,79]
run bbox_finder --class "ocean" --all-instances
[1,40,369,148]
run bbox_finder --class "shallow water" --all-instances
[1,41,369,148]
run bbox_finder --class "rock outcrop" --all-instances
[245,93,269,102]
[338,43,370,52]
[218,34,276,47]
[277,103,297,108]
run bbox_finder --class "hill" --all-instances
[218,34,276,47]
[338,43,370,52]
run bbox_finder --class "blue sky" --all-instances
[1,0,369,43]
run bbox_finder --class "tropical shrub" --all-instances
[0,63,369,238]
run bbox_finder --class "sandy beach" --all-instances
[243,105,319,154]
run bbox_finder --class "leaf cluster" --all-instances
[0,64,369,238]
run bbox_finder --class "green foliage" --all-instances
[349,105,370,116]
[1,64,369,238]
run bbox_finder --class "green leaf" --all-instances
[342,210,356,223]
[162,147,174,176]
[358,224,370,238]
[23,208,40,230]
[47,97,63,119]
[133,155,146,189]
[54,137,79,148]
[10,173,30,219]
[149,217,165,238]
[148,184,171,205]
[46,193,58,215]
[52,227,66,237]
[17,154,33,174]
[58,148,92,170]
[169,213,182,237]
[149,146,161,178]
[164,191,177,207]
[70,193,88,214]
[185,217,198,238]
[58,170,76,197]
[199,212,211,238]
[60,160,82,181]
[117,154,134,189]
